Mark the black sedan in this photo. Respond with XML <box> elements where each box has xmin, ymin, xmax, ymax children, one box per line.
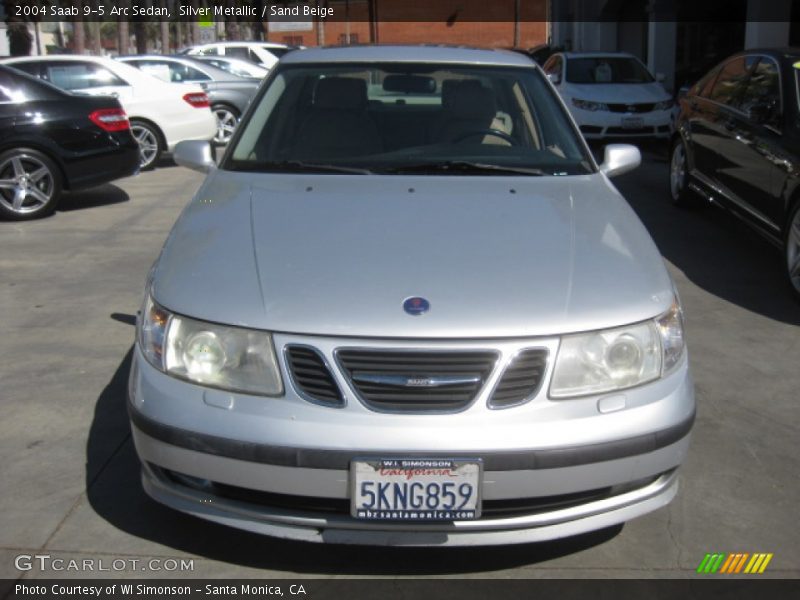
<box><xmin>670</xmin><ymin>48</ymin><xmax>800</xmax><ymax>300</ymax></box>
<box><xmin>116</xmin><ymin>56</ymin><xmax>260</xmax><ymax>144</ymax></box>
<box><xmin>0</xmin><ymin>65</ymin><xmax>139</xmax><ymax>220</ymax></box>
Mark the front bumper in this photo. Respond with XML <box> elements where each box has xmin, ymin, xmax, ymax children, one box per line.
<box><xmin>569</xmin><ymin>106</ymin><xmax>673</xmax><ymax>139</ymax></box>
<box><xmin>162</xmin><ymin>109</ymin><xmax>217</xmax><ymax>152</ymax></box>
<box><xmin>128</xmin><ymin>331</ymin><xmax>694</xmax><ymax>545</ymax></box>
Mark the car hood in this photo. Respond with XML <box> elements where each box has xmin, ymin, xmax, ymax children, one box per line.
<box><xmin>153</xmin><ymin>172</ymin><xmax>674</xmax><ymax>338</ymax></box>
<box><xmin>564</xmin><ymin>82</ymin><xmax>670</xmax><ymax>104</ymax></box>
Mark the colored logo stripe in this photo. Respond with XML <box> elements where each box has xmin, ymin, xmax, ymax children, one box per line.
<box><xmin>697</xmin><ymin>553</ymin><xmax>773</xmax><ymax>574</ymax></box>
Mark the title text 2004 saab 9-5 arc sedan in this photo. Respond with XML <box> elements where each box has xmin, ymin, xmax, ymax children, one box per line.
<box><xmin>129</xmin><ymin>46</ymin><xmax>695</xmax><ymax>546</ymax></box>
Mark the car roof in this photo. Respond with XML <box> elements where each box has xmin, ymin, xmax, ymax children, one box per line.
<box><xmin>200</xmin><ymin>41</ymin><xmax>290</xmax><ymax>49</ymax></box>
<box><xmin>117</xmin><ymin>54</ymin><xmax>234</xmax><ymax>77</ymax></box>
<box><xmin>281</xmin><ymin>45</ymin><xmax>535</xmax><ymax>67</ymax></box>
<box><xmin>3</xmin><ymin>54</ymin><xmax>115</xmax><ymax>64</ymax></box>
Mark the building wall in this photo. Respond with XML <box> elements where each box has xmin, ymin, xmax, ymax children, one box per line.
<box><xmin>265</xmin><ymin>0</ymin><xmax>547</xmax><ymax>48</ymax></box>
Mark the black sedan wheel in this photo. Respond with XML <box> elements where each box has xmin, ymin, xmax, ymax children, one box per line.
<box><xmin>669</xmin><ymin>138</ymin><xmax>699</xmax><ymax>208</ymax></box>
<box><xmin>0</xmin><ymin>149</ymin><xmax>62</xmax><ymax>220</ymax></box>
<box><xmin>212</xmin><ymin>105</ymin><xmax>239</xmax><ymax>145</ymax></box>
<box><xmin>130</xmin><ymin>120</ymin><xmax>162</xmax><ymax>169</ymax></box>
<box><xmin>786</xmin><ymin>203</ymin><xmax>800</xmax><ymax>301</ymax></box>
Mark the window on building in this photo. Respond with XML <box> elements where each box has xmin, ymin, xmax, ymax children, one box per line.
<box><xmin>338</xmin><ymin>34</ymin><xmax>359</xmax><ymax>45</ymax></box>
<box><xmin>281</xmin><ymin>37</ymin><xmax>304</xmax><ymax>46</ymax></box>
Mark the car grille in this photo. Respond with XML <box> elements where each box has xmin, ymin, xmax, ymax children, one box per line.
<box><xmin>489</xmin><ymin>349</ymin><xmax>549</xmax><ymax>408</ymax></box>
<box><xmin>285</xmin><ymin>345</ymin><xmax>344</xmax><ymax>406</ymax></box>
<box><xmin>607</xmin><ymin>103</ymin><xmax>655</xmax><ymax>113</ymax></box>
<box><xmin>336</xmin><ymin>349</ymin><xmax>498</xmax><ymax>412</ymax></box>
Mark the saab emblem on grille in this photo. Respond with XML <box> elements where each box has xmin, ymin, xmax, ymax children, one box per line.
<box><xmin>352</xmin><ymin>373</ymin><xmax>482</xmax><ymax>387</ymax></box>
<box><xmin>403</xmin><ymin>296</ymin><xmax>430</xmax><ymax>316</ymax></box>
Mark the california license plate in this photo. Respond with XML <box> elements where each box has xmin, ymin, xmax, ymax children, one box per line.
<box><xmin>622</xmin><ymin>116</ymin><xmax>644</xmax><ymax>129</ymax></box>
<box><xmin>351</xmin><ymin>458</ymin><xmax>482</xmax><ymax>520</ymax></box>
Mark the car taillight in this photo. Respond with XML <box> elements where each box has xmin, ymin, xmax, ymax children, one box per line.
<box><xmin>89</xmin><ymin>108</ymin><xmax>130</xmax><ymax>132</ymax></box>
<box><xmin>183</xmin><ymin>92</ymin><xmax>210</xmax><ymax>108</ymax></box>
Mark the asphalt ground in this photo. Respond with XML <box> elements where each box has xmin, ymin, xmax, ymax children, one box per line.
<box><xmin>1</xmin><ymin>148</ymin><xmax>798</xmax><ymax>580</ymax></box>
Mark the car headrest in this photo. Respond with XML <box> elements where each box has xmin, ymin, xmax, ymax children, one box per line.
<box><xmin>450</xmin><ymin>82</ymin><xmax>496</xmax><ymax>120</ymax></box>
<box><xmin>314</xmin><ymin>77</ymin><xmax>368</xmax><ymax>110</ymax></box>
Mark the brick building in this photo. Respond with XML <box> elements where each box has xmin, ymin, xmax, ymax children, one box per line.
<box><xmin>263</xmin><ymin>0</ymin><xmax>548</xmax><ymax>49</ymax></box>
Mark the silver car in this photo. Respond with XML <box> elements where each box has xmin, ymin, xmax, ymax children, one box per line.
<box><xmin>129</xmin><ymin>46</ymin><xmax>694</xmax><ymax>546</ymax></box>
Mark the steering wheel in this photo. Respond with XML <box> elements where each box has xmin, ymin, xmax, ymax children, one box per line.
<box><xmin>452</xmin><ymin>128</ymin><xmax>516</xmax><ymax>145</ymax></box>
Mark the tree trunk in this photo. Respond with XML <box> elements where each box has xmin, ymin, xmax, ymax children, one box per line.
<box><xmin>135</xmin><ymin>22</ymin><xmax>148</xmax><ymax>54</ymax></box>
<box><xmin>118</xmin><ymin>20</ymin><xmax>129</xmax><ymax>55</ymax></box>
<box><xmin>72</xmin><ymin>1</ymin><xmax>85</xmax><ymax>54</ymax></box>
<box><xmin>88</xmin><ymin>21</ymin><xmax>102</xmax><ymax>55</ymax></box>
<box><xmin>160</xmin><ymin>22</ymin><xmax>170</xmax><ymax>52</ymax></box>
<box><xmin>8</xmin><ymin>22</ymin><xmax>33</xmax><ymax>56</ymax></box>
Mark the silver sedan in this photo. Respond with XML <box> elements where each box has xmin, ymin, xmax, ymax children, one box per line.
<box><xmin>129</xmin><ymin>45</ymin><xmax>694</xmax><ymax>546</ymax></box>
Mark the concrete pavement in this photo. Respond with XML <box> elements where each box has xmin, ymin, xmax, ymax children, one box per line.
<box><xmin>1</xmin><ymin>154</ymin><xmax>797</xmax><ymax>579</ymax></box>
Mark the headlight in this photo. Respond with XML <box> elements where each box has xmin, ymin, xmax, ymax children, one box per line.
<box><xmin>571</xmin><ymin>98</ymin><xmax>609</xmax><ymax>111</ymax></box>
<box><xmin>550</xmin><ymin>298</ymin><xmax>686</xmax><ymax>398</ymax></box>
<box><xmin>138</xmin><ymin>295</ymin><xmax>283</xmax><ymax>396</ymax></box>
<box><xmin>653</xmin><ymin>99</ymin><xmax>674</xmax><ymax>111</ymax></box>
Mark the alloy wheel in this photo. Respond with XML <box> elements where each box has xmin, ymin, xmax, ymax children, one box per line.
<box><xmin>670</xmin><ymin>142</ymin><xmax>686</xmax><ymax>200</ymax></box>
<box><xmin>0</xmin><ymin>154</ymin><xmax>56</xmax><ymax>215</ymax></box>
<box><xmin>787</xmin><ymin>208</ymin><xmax>800</xmax><ymax>295</ymax></box>
<box><xmin>213</xmin><ymin>108</ymin><xmax>238</xmax><ymax>144</ymax></box>
<box><xmin>131</xmin><ymin>123</ymin><xmax>160</xmax><ymax>168</ymax></box>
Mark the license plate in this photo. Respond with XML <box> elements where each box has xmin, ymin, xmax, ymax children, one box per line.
<box><xmin>622</xmin><ymin>116</ymin><xmax>644</xmax><ymax>129</ymax></box>
<box><xmin>351</xmin><ymin>458</ymin><xmax>482</xmax><ymax>520</ymax></box>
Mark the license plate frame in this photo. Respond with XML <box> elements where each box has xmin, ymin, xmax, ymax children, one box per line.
<box><xmin>621</xmin><ymin>116</ymin><xmax>645</xmax><ymax>129</ymax></box>
<box><xmin>350</xmin><ymin>458</ymin><xmax>482</xmax><ymax>521</ymax></box>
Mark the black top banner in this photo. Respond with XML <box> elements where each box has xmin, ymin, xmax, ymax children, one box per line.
<box><xmin>1</xmin><ymin>0</ymin><xmax>797</xmax><ymax>23</ymax></box>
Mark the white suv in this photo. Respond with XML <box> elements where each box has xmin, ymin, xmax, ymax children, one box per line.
<box><xmin>185</xmin><ymin>42</ymin><xmax>298</xmax><ymax>71</ymax></box>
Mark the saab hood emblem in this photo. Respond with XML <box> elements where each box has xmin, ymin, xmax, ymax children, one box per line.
<box><xmin>403</xmin><ymin>296</ymin><xmax>430</xmax><ymax>316</ymax></box>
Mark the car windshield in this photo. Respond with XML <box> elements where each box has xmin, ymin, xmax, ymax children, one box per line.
<box><xmin>566</xmin><ymin>57</ymin><xmax>654</xmax><ymax>84</ymax></box>
<box><xmin>226</xmin><ymin>62</ymin><xmax>593</xmax><ymax>176</ymax></box>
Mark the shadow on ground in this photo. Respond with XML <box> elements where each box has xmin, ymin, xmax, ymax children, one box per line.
<box><xmin>86</xmin><ymin>338</ymin><xmax>622</xmax><ymax>575</ymax></box>
<box><xmin>59</xmin><ymin>183</ymin><xmax>129</xmax><ymax>213</ymax></box>
<box><xmin>611</xmin><ymin>154</ymin><xmax>800</xmax><ymax>326</ymax></box>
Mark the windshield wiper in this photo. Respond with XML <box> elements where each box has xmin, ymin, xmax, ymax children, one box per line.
<box><xmin>250</xmin><ymin>160</ymin><xmax>373</xmax><ymax>175</ymax></box>
<box><xmin>382</xmin><ymin>161</ymin><xmax>547</xmax><ymax>176</ymax></box>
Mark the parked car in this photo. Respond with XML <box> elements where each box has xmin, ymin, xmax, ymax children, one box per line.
<box><xmin>183</xmin><ymin>42</ymin><xmax>298</xmax><ymax>70</ymax></box>
<box><xmin>1</xmin><ymin>56</ymin><xmax>216</xmax><ymax>169</ymax></box>
<box><xmin>670</xmin><ymin>48</ymin><xmax>800</xmax><ymax>300</ymax></box>
<box><xmin>130</xmin><ymin>45</ymin><xmax>694</xmax><ymax>546</ymax></box>
<box><xmin>543</xmin><ymin>52</ymin><xmax>674</xmax><ymax>140</ymax></box>
<box><xmin>0</xmin><ymin>65</ymin><xmax>138</xmax><ymax>220</ymax></box>
<box><xmin>117</xmin><ymin>55</ymin><xmax>260</xmax><ymax>144</ymax></box>
<box><xmin>511</xmin><ymin>44</ymin><xmax>563</xmax><ymax>66</ymax></box>
<box><xmin>189</xmin><ymin>55</ymin><xmax>270</xmax><ymax>79</ymax></box>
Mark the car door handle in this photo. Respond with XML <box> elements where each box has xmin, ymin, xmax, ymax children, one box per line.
<box><xmin>724</xmin><ymin>120</ymin><xmax>736</xmax><ymax>131</ymax></box>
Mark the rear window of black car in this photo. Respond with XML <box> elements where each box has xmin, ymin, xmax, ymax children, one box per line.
<box><xmin>0</xmin><ymin>66</ymin><xmax>62</xmax><ymax>102</ymax></box>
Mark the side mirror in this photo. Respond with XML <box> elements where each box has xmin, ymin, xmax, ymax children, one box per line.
<box><xmin>599</xmin><ymin>144</ymin><xmax>641</xmax><ymax>178</ymax></box>
<box><xmin>547</xmin><ymin>72</ymin><xmax>561</xmax><ymax>85</ymax></box>
<box><xmin>174</xmin><ymin>140</ymin><xmax>216</xmax><ymax>173</ymax></box>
